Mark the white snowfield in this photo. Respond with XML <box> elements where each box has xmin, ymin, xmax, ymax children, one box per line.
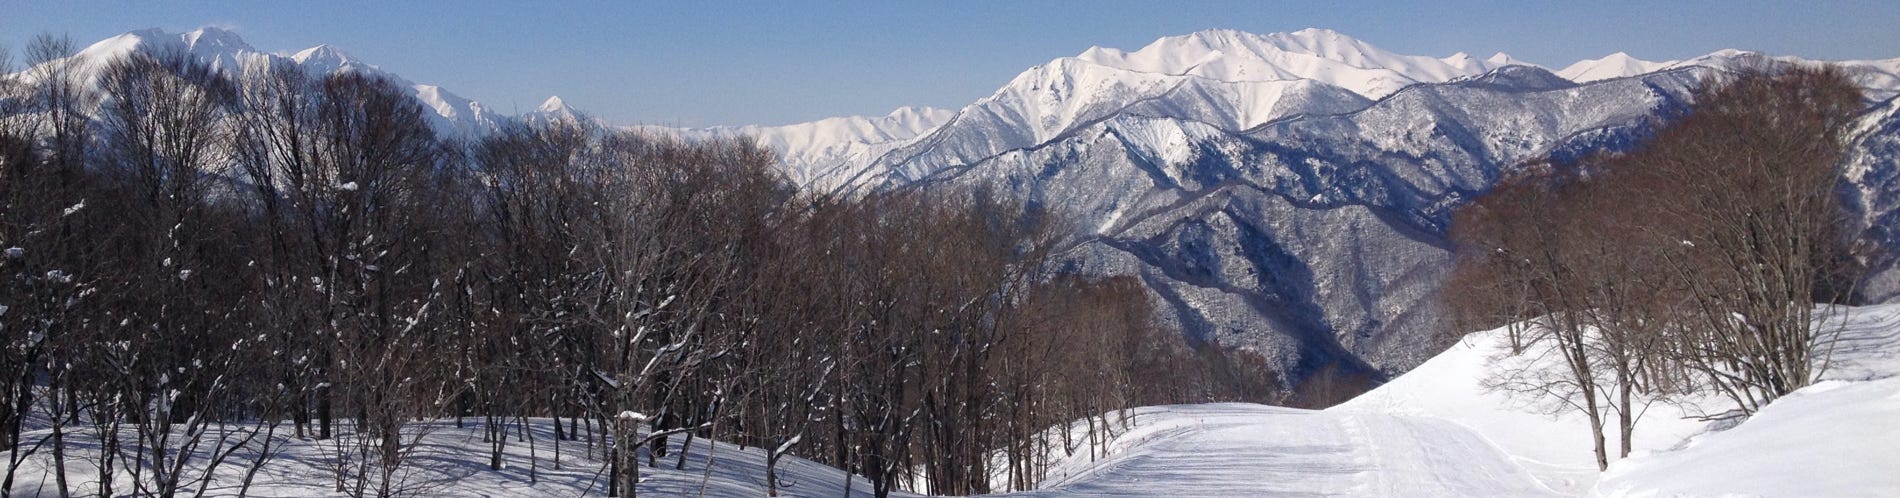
<box><xmin>1016</xmin><ymin>304</ymin><xmax>1900</xmax><ymax>497</ymax></box>
<box><xmin>2</xmin><ymin>309</ymin><xmax>1893</xmax><ymax>497</ymax></box>
<box><xmin>3</xmin><ymin>418</ymin><xmax>907</xmax><ymax>497</ymax></box>
<box><xmin>1003</xmin><ymin>403</ymin><xmax>1562</xmax><ymax>497</ymax></box>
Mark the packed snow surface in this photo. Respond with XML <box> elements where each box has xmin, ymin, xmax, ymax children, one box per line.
<box><xmin>1002</xmin><ymin>403</ymin><xmax>1561</xmax><ymax>497</ymax></box>
<box><xmin>1011</xmin><ymin>304</ymin><xmax>1900</xmax><ymax>497</ymax></box>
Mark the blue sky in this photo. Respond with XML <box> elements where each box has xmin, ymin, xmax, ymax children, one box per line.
<box><xmin>4</xmin><ymin>0</ymin><xmax>1897</xmax><ymax>127</ymax></box>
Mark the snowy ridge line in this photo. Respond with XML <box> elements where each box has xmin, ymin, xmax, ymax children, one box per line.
<box><xmin>20</xmin><ymin>27</ymin><xmax>1900</xmax><ymax>194</ymax></box>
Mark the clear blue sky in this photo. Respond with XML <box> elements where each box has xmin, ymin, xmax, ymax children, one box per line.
<box><xmin>4</xmin><ymin>0</ymin><xmax>1897</xmax><ymax>127</ymax></box>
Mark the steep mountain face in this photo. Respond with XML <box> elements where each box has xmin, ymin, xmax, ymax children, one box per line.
<box><xmin>21</xmin><ymin>27</ymin><xmax>509</xmax><ymax>137</ymax></box>
<box><xmin>845</xmin><ymin>29</ymin><xmax>1523</xmax><ymax>192</ymax></box>
<box><xmin>1847</xmin><ymin>97</ymin><xmax>1900</xmax><ymax>302</ymax></box>
<box><xmin>899</xmin><ymin>65</ymin><xmax>1706</xmax><ymax>383</ymax></box>
<box><xmin>1075</xmin><ymin>28</ymin><xmax>1521</xmax><ymax>99</ymax></box>
<box><xmin>811</xmin><ymin>31</ymin><xmax>1900</xmax><ymax>389</ymax></box>
<box><xmin>1558</xmin><ymin>52</ymin><xmax>1678</xmax><ymax>83</ymax></box>
<box><xmin>1554</xmin><ymin>49</ymin><xmax>1900</xmax><ymax>100</ymax></box>
<box><xmin>683</xmin><ymin>106</ymin><xmax>956</xmax><ymax>190</ymax></box>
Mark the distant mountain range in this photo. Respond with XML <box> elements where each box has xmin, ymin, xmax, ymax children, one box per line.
<box><xmin>19</xmin><ymin>27</ymin><xmax>1900</xmax><ymax>392</ymax></box>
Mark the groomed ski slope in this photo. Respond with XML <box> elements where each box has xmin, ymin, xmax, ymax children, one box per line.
<box><xmin>1016</xmin><ymin>304</ymin><xmax>1900</xmax><ymax>497</ymax></box>
<box><xmin>1002</xmin><ymin>403</ymin><xmax>1561</xmax><ymax>497</ymax></box>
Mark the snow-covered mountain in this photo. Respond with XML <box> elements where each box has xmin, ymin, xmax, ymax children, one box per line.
<box><xmin>682</xmin><ymin>106</ymin><xmax>955</xmax><ymax>190</ymax></box>
<box><xmin>1076</xmin><ymin>28</ymin><xmax>1521</xmax><ymax>99</ymax></box>
<box><xmin>13</xmin><ymin>27</ymin><xmax>511</xmax><ymax>137</ymax></box>
<box><xmin>833</xmin><ymin>29</ymin><xmax>1523</xmax><ymax>190</ymax></box>
<box><xmin>18</xmin><ymin>27</ymin><xmax>953</xmax><ymax>191</ymax></box>
<box><xmin>1556</xmin><ymin>49</ymin><xmax>1900</xmax><ymax>98</ymax></box>
<box><xmin>795</xmin><ymin>29</ymin><xmax>1900</xmax><ymax>393</ymax></box>
<box><xmin>1557</xmin><ymin>52</ymin><xmax>1676</xmax><ymax>83</ymax></box>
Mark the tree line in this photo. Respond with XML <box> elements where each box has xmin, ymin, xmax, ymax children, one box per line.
<box><xmin>0</xmin><ymin>37</ymin><xmax>1277</xmax><ymax>497</ymax></box>
<box><xmin>1446</xmin><ymin>65</ymin><xmax>1874</xmax><ymax>471</ymax></box>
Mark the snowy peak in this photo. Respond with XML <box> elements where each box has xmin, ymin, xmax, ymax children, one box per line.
<box><xmin>70</xmin><ymin>30</ymin><xmax>152</xmax><ymax>66</ymax></box>
<box><xmin>524</xmin><ymin>95</ymin><xmax>588</xmax><ymax>125</ymax></box>
<box><xmin>81</xmin><ymin>28</ymin><xmax>260</xmax><ymax>72</ymax></box>
<box><xmin>878</xmin><ymin>106</ymin><xmax>956</xmax><ymax>136</ymax></box>
<box><xmin>1555</xmin><ymin>49</ymin><xmax>1900</xmax><ymax>99</ymax></box>
<box><xmin>536</xmin><ymin>95</ymin><xmax>570</xmax><ymax>114</ymax></box>
<box><xmin>1485</xmin><ymin>52</ymin><xmax>1521</xmax><ymax>66</ymax></box>
<box><xmin>180</xmin><ymin>26</ymin><xmax>254</xmax><ymax>54</ymax></box>
<box><xmin>290</xmin><ymin>44</ymin><xmax>355</xmax><ymax>67</ymax></box>
<box><xmin>1558</xmin><ymin>52</ymin><xmax>1674</xmax><ymax>83</ymax></box>
<box><xmin>711</xmin><ymin>106</ymin><xmax>954</xmax><ymax>148</ymax></box>
<box><xmin>1454</xmin><ymin>64</ymin><xmax>1577</xmax><ymax>92</ymax></box>
<box><xmin>673</xmin><ymin>106</ymin><xmax>956</xmax><ymax>191</ymax></box>
<box><xmin>19</xmin><ymin>28</ymin><xmax>509</xmax><ymax>137</ymax></box>
<box><xmin>287</xmin><ymin>43</ymin><xmax>380</xmax><ymax>78</ymax></box>
<box><xmin>1074</xmin><ymin>28</ymin><xmax>1518</xmax><ymax>98</ymax></box>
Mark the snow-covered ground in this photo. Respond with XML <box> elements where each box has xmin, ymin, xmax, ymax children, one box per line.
<box><xmin>1591</xmin><ymin>306</ymin><xmax>1900</xmax><ymax>497</ymax></box>
<box><xmin>2</xmin><ymin>418</ymin><xmax>909</xmax><ymax>497</ymax></box>
<box><xmin>1015</xmin><ymin>304</ymin><xmax>1900</xmax><ymax>497</ymax></box>
<box><xmin>6</xmin><ymin>305</ymin><xmax>1894</xmax><ymax>497</ymax></box>
<box><xmin>1000</xmin><ymin>403</ymin><xmax>1561</xmax><ymax>497</ymax></box>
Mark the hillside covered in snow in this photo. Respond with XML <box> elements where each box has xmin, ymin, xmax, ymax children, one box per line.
<box><xmin>1011</xmin><ymin>304</ymin><xmax>1900</xmax><ymax>497</ymax></box>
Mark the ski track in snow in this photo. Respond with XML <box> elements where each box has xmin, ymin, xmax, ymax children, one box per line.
<box><xmin>1001</xmin><ymin>403</ymin><xmax>1559</xmax><ymax>497</ymax></box>
<box><xmin>1006</xmin><ymin>304</ymin><xmax>1900</xmax><ymax>497</ymax></box>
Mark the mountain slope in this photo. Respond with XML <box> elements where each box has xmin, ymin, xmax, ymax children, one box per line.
<box><xmin>684</xmin><ymin>106</ymin><xmax>955</xmax><ymax>190</ymax></box>
<box><xmin>829</xmin><ymin>30</ymin><xmax>1900</xmax><ymax>395</ymax></box>
<box><xmin>900</xmin><ymin>65</ymin><xmax>1705</xmax><ymax>386</ymax></box>
<box><xmin>1846</xmin><ymin>96</ymin><xmax>1900</xmax><ymax>302</ymax></box>
<box><xmin>844</xmin><ymin>28</ymin><xmax>1521</xmax><ymax>192</ymax></box>
<box><xmin>1557</xmin><ymin>52</ymin><xmax>1676</xmax><ymax>83</ymax></box>
<box><xmin>1077</xmin><ymin>28</ymin><xmax>1518</xmax><ymax>99</ymax></box>
<box><xmin>14</xmin><ymin>27</ymin><xmax>508</xmax><ymax>137</ymax></box>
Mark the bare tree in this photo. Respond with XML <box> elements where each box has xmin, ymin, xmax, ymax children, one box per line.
<box><xmin>93</xmin><ymin>46</ymin><xmax>257</xmax><ymax>498</ymax></box>
<box><xmin>1640</xmin><ymin>65</ymin><xmax>1864</xmax><ymax>415</ymax></box>
<box><xmin>1</xmin><ymin>34</ymin><xmax>102</xmax><ymax>497</ymax></box>
<box><xmin>1446</xmin><ymin>65</ymin><xmax>1868</xmax><ymax>472</ymax></box>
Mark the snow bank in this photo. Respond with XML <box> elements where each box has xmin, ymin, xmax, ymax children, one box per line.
<box><xmin>1590</xmin><ymin>304</ymin><xmax>1900</xmax><ymax>497</ymax></box>
<box><xmin>1021</xmin><ymin>305</ymin><xmax>1899</xmax><ymax>497</ymax></box>
<box><xmin>1591</xmin><ymin>377</ymin><xmax>1900</xmax><ymax>497</ymax></box>
<box><xmin>3</xmin><ymin>418</ymin><xmax>908</xmax><ymax>497</ymax></box>
<box><xmin>1330</xmin><ymin>323</ymin><xmax>1715</xmax><ymax>494</ymax></box>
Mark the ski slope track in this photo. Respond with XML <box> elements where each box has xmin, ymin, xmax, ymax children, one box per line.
<box><xmin>1003</xmin><ymin>404</ymin><xmax>1561</xmax><ymax>497</ymax></box>
<box><xmin>1006</xmin><ymin>304</ymin><xmax>1900</xmax><ymax>497</ymax></box>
